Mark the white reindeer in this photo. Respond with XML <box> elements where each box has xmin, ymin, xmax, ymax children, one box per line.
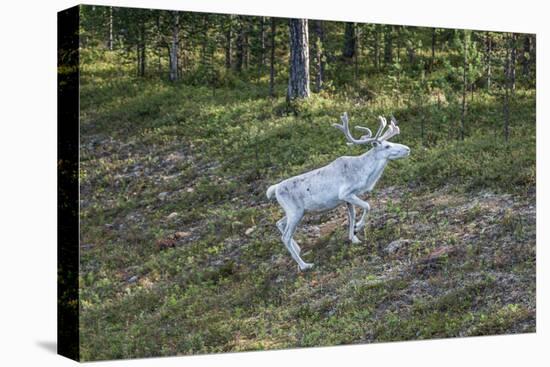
<box><xmin>266</xmin><ymin>113</ymin><xmax>410</xmax><ymax>271</ymax></box>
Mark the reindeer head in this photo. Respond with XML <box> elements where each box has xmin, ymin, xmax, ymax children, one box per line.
<box><xmin>333</xmin><ymin>113</ymin><xmax>410</xmax><ymax>160</ymax></box>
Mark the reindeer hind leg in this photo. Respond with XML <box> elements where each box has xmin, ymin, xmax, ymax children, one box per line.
<box><xmin>276</xmin><ymin>192</ymin><xmax>312</xmax><ymax>271</ymax></box>
<box><xmin>281</xmin><ymin>211</ymin><xmax>313</xmax><ymax>271</ymax></box>
<box><xmin>346</xmin><ymin>203</ymin><xmax>361</xmax><ymax>244</ymax></box>
<box><xmin>276</xmin><ymin>216</ymin><xmax>301</xmax><ymax>254</ymax></box>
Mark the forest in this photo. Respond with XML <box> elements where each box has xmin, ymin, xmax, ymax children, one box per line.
<box><xmin>76</xmin><ymin>5</ymin><xmax>536</xmax><ymax>361</ymax></box>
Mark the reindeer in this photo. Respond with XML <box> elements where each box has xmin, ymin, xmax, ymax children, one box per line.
<box><xmin>266</xmin><ymin>113</ymin><xmax>410</xmax><ymax>271</ymax></box>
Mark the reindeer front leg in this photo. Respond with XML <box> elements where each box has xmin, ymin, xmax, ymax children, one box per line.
<box><xmin>340</xmin><ymin>193</ymin><xmax>371</xmax><ymax>243</ymax></box>
<box><xmin>354</xmin><ymin>205</ymin><xmax>369</xmax><ymax>233</ymax></box>
<box><xmin>346</xmin><ymin>203</ymin><xmax>361</xmax><ymax>244</ymax></box>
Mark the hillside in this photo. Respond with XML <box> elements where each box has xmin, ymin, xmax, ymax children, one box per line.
<box><xmin>78</xmin><ymin>56</ymin><xmax>535</xmax><ymax>360</ymax></box>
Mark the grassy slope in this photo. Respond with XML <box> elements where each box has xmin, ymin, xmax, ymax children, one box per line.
<box><xmin>78</xmin><ymin>57</ymin><xmax>535</xmax><ymax>361</ymax></box>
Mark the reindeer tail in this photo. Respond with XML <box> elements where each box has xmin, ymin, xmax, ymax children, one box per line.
<box><xmin>266</xmin><ymin>184</ymin><xmax>278</xmax><ymax>200</ymax></box>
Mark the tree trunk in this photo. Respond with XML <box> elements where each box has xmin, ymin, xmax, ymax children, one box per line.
<box><xmin>156</xmin><ymin>13</ymin><xmax>162</xmax><ymax>74</ymax></box>
<box><xmin>396</xmin><ymin>26</ymin><xmax>402</xmax><ymax>63</ymax></box>
<box><xmin>510</xmin><ymin>33</ymin><xmax>517</xmax><ymax>92</ymax></box>
<box><xmin>354</xmin><ymin>23</ymin><xmax>360</xmax><ymax>80</ymax></box>
<box><xmin>138</xmin><ymin>21</ymin><xmax>146</xmax><ymax>77</ymax></box>
<box><xmin>142</xmin><ymin>24</ymin><xmax>147</xmax><ymax>77</ymax></box>
<box><xmin>430</xmin><ymin>28</ymin><xmax>436</xmax><ymax>72</ymax></box>
<box><xmin>169</xmin><ymin>12</ymin><xmax>179</xmax><ymax>82</ymax></box>
<box><xmin>384</xmin><ymin>25</ymin><xmax>393</xmax><ymax>65</ymax></box>
<box><xmin>529</xmin><ymin>35</ymin><xmax>536</xmax><ymax>78</ymax></box>
<box><xmin>225</xmin><ymin>16</ymin><xmax>233</xmax><ymax>69</ymax></box>
<box><xmin>485</xmin><ymin>32</ymin><xmax>492</xmax><ymax>90</ymax></box>
<box><xmin>342</xmin><ymin>22</ymin><xmax>355</xmax><ymax>59</ymax></box>
<box><xmin>460</xmin><ymin>30</ymin><xmax>468</xmax><ymax>141</ymax></box>
<box><xmin>421</xmin><ymin>107</ymin><xmax>425</xmax><ymax>143</ymax></box>
<box><xmin>244</xmin><ymin>18</ymin><xmax>250</xmax><ymax>69</ymax></box>
<box><xmin>136</xmin><ymin>44</ymin><xmax>140</xmax><ymax>77</ymax></box>
<box><xmin>108</xmin><ymin>7</ymin><xmax>113</xmax><ymax>50</ymax></box>
<box><xmin>260</xmin><ymin>17</ymin><xmax>266</xmax><ymax>69</ymax></box>
<box><xmin>407</xmin><ymin>29</ymin><xmax>416</xmax><ymax>65</ymax></box>
<box><xmin>407</xmin><ymin>46</ymin><xmax>415</xmax><ymax>65</ymax></box>
<box><xmin>521</xmin><ymin>34</ymin><xmax>531</xmax><ymax>77</ymax></box>
<box><xmin>313</xmin><ymin>20</ymin><xmax>325</xmax><ymax>92</ymax></box>
<box><xmin>269</xmin><ymin>18</ymin><xmax>277</xmax><ymax>97</ymax></box>
<box><xmin>235</xmin><ymin>17</ymin><xmax>245</xmax><ymax>72</ymax></box>
<box><xmin>504</xmin><ymin>34</ymin><xmax>511</xmax><ymax>142</ymax></box>
<box><xmin>201</xmin><ymin>16</ymin><xmax>209</xmax><ymax>65</ymax></box>
<box><xmin>287</xmin><ymin>18</ymin><xmax>310</xmax><ymax>101</ymax></box>
<box><xmin>374</xmin><ymin>25</ymin><xmax>380</xmax><ymax>70</ymax></box>
<box><xmin>180</xmin><ymin>37</ymin><xmax>187</xmax><ymax>75</ymax></box>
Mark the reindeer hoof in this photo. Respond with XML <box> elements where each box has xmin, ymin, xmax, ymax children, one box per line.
<box><xmin>351</xmin><ymin>236</ymin><xmax>361</xmax><ymax>244</ymax></box>
<box><xmin>299</xmin><ymin>262</ymin><xmax>314</xmax><ymax>271</ymax></box>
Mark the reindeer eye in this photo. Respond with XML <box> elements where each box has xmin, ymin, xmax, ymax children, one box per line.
<box><xmin>385</xmin><ymin>145</ymin><xmax>391</xmax><ymax>149</ymax></box>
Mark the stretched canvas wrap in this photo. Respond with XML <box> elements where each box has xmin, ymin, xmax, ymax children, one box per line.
<box><xmin>58</xmin><ymin>4</ymin><xmax>536</xmax><ymax>362</ymax></box>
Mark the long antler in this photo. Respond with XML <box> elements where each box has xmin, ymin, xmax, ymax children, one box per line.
<box><xmin>333</xmin><ymin>113</ymin><xmax>400</xmax><ymax>145</ymax></box>
<box><xmin>332</xmin><ymin>112</ymin><xmax>373</xmax><ymax>145</ymax></box>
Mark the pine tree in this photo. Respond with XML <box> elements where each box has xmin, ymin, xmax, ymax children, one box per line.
<box><xmin>312</xmin><ymin>20</ymin><xmax>325</xmax><ymax>92</ymax></box>
<box><xmin>269</xmin><ymin>17</ymin><xmax>277</xmax><ymax>97</ymax></box>
<box><xmin>287</xmin><ymin>18</ymin><xmax>310</xmax><ymax>101</ymax></box>
<box><xmin>342</xmin><ymin>22</ymin><xmax>355</xmax><ymax>60</ymax></box>
<box><xmin>169</xmin><ymin>11</ymin><xmax>179</xmax><ymax>82</ymax></box>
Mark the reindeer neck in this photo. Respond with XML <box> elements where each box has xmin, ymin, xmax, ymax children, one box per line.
<box><xmin>357</xmin><ymin>149</ymin><xmax>389</xmax><ymax>186</ymax></box>
<box><xmin>357</xmin><ymin>149</ymin><xmax>387</xmax><ymax>166</ymax></box>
